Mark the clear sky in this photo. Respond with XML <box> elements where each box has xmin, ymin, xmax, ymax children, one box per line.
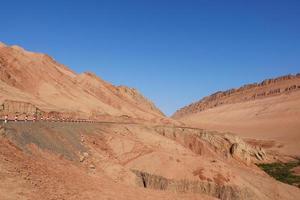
<box><xmin>1</xmin><ymin>0</ymin><xmax>300</xmax><ymax>115</ymax></box>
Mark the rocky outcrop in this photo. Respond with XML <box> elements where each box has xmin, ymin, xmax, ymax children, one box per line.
<box><xmin>173</xmin><ymin>74</ymin><xmax>300</xmax><ymax>118</ymax></box>
<box><xmin>226</xmin><ymin>135</ymin><xmax>266</xmax><ymax>163</ymax></box>
<box><xmin>132</xmin><ymin>170</ymin><xmax>256</xmax><ymax>200</ymax></box>
<box><xmin>154</xmin><ymin>126</ymin><xmax>267</xmax><ymax>164</ymax></box>
<box><xmin>0</xmin><ymin>100</ymin><xmax>42</xmax><ymax>115</ymax></box>
<box><xmin>0</xmin><ymin>100</ymin><xmax>82</xmax><ymax>119</ymax></box>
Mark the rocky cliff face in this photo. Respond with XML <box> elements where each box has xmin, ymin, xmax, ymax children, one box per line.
<box><xmin>154</xmin><ymin>126</ymin><xmax>267</xmax><ymax>165</ymax></box>
<box><xmin>132</xmin><ymin>170</ymin><xmax>255</xmax><ymax>200</ymax></box>
<box><xmin>0</xmin><ymin>42</ymin><xmax>164</xmax><ymax>120</ymax></box>
<box><xmin>173</xmin><ymin>74</ymin><xmax>300</xmax><ymax>119</ymax></box>
<box><xmin>0</xmin><ymin>100</ymin><xmax>40</xmax><ymax>115</ymax></box>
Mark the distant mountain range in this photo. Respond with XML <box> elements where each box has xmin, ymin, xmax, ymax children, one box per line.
<box><xmin>173</xmin><ymin>73</ymin><xmax>300</xmax><ymax>156</ymax></box>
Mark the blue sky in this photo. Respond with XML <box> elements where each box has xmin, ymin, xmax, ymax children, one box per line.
<box><xmin>1</xmin><ymin>0</ymin><xmax>299</xmax><ymax>115</ymax></box>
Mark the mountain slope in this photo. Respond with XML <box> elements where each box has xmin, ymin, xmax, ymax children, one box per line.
<box><xmin>172</xmin><ymin>74</ymin><xmax>300</xmax><ymax>156</ymax></box>
<box><xmin>1</xmin><ymin>122</ymin><xmax>300</xmax><ymax>200</ymax></box>
<box><xmin>0</xmin><ymin>42</ymin><xmax>164</xmax><ymax>120</ymax></box>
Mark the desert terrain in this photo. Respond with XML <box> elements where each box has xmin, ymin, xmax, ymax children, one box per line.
<box><xmin>173</xmin><ymin>75</ymin><xmax>300</xmax><ymax>157</ymax></box>
<box><xmin>0</xmin><ymin>43</ymin><xmax>299</xmax><ymax>199</ymax></box>
<box><xmin>0</xmin><ymin>42</ymin><xmax>165</xmax><ymax>122</ymax></box>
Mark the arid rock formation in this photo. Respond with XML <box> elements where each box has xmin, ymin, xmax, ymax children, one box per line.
<box><xmin>173</xmin><ymin>74</ymin><xmax>300</xmax><ymax>118</ymax></box>
<box><xmin>0</xmin><ymin>42</ymin><xmax>164</xmax><ymax>121</ymax></box>
<box><xmin>0</xmin><ymin>42</ymin><xmax>299</xmax><ymax>200</ymax></box>
<box><xmin>173</xmin><ymin>74</ymin><xmax>300</xmax><ymax>157</ymax></box>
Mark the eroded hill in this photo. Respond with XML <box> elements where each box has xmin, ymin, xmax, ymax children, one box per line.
<box><xmin>173</xmin><ymin>74</ymin><xmax>300</xmax><ymax>156</ymax></box>
<box><xmin>0</xmin><ymin>42</ymin><xmax>164</xmax><ymax>121</ymax></box>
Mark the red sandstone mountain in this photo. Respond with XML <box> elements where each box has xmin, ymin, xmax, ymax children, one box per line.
<box><xmin>0</xmin><ymin>42</ymin><xmax>164</xmax><ymax>121</ymax></box>
<box><xmin>173</xmin><ymin>74</ymin><xmax>300</xmax><ymax>156</ymax></box>
<box><xmin>1</xmin><ymin>43</ymin><xmax>300</xmax><ymax>200</ymax></box>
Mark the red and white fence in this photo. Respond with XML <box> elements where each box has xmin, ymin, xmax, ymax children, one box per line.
<box><xmin>0</xmin><ymin>115</ymin><xmax>98</xmax><ymax>123</ymax></box>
